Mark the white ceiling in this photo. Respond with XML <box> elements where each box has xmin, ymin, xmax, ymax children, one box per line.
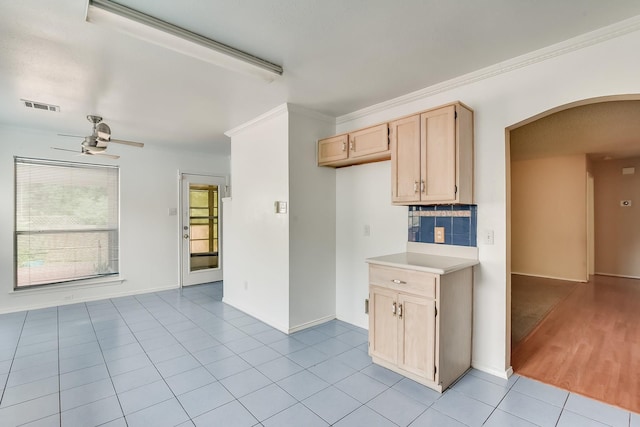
<box><xmin>2</xmin><ymin>1</ymin><xmax>640</xmax><ymax>156</ymax></box>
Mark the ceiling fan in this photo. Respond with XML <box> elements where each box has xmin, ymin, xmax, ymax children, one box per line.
<box><xmin>53</xmin><ymin>115</ymin><xmax>144</xmax><ymax>159</ymax></box>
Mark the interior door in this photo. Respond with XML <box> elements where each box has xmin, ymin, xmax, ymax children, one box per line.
<box><xmin>181</xmin><ymin>174</ymin><xmax>226</xmax><ymax>286</ymax></box>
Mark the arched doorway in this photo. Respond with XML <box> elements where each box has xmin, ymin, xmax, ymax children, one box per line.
<box><xmin>506</xmin><ymin>95</ymin><xmax>640</xmax><ymax>412</ymax></box>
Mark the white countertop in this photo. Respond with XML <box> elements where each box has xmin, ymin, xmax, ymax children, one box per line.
<box><xmin>366</xmin><ymin>252</ymin><xmax>479</xmax><ymax>275</ymax></box>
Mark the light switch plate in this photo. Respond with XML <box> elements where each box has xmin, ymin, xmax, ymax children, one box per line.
<box><xmin>275</xmin><ymin>201</ymin><xmax>288</xmax><ymax>214</ymax></box>
<box><xmin>434</xmin><ymin>227</ymin><xmax>445</xmax><ymax>243</ymax></box>
<box><xmin>483</xmin><ymin>229</ymin><xmax>495</xmax><ymax>245</ymax></box>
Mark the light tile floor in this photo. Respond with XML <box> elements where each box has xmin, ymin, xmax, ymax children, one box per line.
<box><xmin>0</xmin><ymin>282</ymin><xmax>637</xmax><ymax>426</ymax></box>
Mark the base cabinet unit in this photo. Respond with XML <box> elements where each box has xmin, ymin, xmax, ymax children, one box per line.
<box><xmin>317</xmin><ymin>123</ymin><xmax>389</xmax><ymax>167</ymax></box>
<box><xmin>368</xmin><ymin>263</ymin><xmax>473</xmax><ymax>392</ymax></box>
<box><xmin>390</xmin><ymin>102</ymin><xmax>473</xmax><ymax>205</ymax></box>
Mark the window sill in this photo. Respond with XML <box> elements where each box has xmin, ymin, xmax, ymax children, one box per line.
<box><xmin>10</xmin><ymin>276</ymin><xmax>125</xmax><ymax>296</ymax></box>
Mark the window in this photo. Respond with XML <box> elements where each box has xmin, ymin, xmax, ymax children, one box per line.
<box><xmin>188</xmin><ymin>184</ymin><xmax>219</xmax><ymax>271</ymax></box>
<box><xmin>14</xmin><ymin>157</ymin><xmax>119</xmax><ymax>289</ymax></box>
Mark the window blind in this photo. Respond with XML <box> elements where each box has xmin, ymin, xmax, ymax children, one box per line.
<box><xmin>15</xmin><ymin>157</ymin><xmax>119</xmax><ymax>288</ymax></box>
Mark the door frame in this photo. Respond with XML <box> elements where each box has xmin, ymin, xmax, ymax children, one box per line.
<box><xmin>178</xmin><ymin>171</ymin><xmax>228</xmax><ymax>289</ymax></box>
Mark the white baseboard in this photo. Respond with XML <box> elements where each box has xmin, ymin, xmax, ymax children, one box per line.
<box><xmin>222</xmin><ymin>296</ymin><xmax>289</xmax><ymax>334</ymax></box>
<box><xmin>288</xmin><ymin>315</ymin><xmax>336</xmax><ymax>334</ymax></box>
<box><xmin>594</xmin><ymin>272</ymin><xmax>640</xmax><ymax>280</ymax></box>
<box><xmin>471</xmin><ymin>361</ymin><xmax>513</xmax><ymax>379</ymax></box>
<box><xmin>0</xmin><ymin>283</ymin><xmax>180</xmax><ymax>315</ymax></box>
<box><xmin>511</xmin><ymin>271</ymin><xmax>587</xmax><ymax>283</ymax></box>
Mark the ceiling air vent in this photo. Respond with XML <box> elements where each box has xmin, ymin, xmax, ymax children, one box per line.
<box><xmin>21</xmin><ymin>99</ymin><xmax>60</xmax><ymax>112</ymax></box>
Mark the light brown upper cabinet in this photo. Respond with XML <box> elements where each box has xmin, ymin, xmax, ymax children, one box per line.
<box><xmin>318</xmin><ymin>123</ymin><xmax>389</xmax><ymax>167</ymax></box>
<box><xmin>390</xmin><ymin>103</ymin><xmax>473</xmax><ymax>205</ymax></box>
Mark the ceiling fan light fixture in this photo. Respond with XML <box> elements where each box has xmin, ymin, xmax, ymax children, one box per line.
<box><xmin>85</xmin><ymin>0</ymin><xmax>283</xmax><ymax>81</ymax></box>
<box><xmin>96</xmin><ymin>137</ymin><xmax>109</xmax><ymax>148</ymax></box>
<box><xmin>96</xmin><ymin>122</ymin><xmax>111</xmax><ymax>140</ymax></box>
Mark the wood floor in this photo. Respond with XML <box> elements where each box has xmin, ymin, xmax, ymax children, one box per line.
<box><xmin>511</xmin><ymin>274</ymin><xmax>577</xmax><ymax>346</ymax></box>
<box><xmin>512</xmin><ymin>274</ymin><xmax>640</xmax><ymax>413</ymax></box>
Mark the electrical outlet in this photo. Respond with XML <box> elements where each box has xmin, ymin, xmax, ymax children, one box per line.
<box><xmin>434</xmin><ymin>227</ymin><xmax>445</xmax><ymax>243</ymax></box>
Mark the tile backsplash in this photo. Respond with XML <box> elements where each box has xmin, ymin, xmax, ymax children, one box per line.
<box><xmin>408</xmin><ymin>205</ymin><xmax>477</xmax><ymax>247</ymax></box>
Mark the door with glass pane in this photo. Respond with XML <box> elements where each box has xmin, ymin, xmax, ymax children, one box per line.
<box><xmin>181</xmin><ymin>174</ymin><xmax>225</xmax><ymax>286</ymax></box>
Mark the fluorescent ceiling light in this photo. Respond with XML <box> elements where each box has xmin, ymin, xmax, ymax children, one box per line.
<box><xmin>85</xmin><ymin>0</ymin><xmax>283</xmax><ymax>80</ymax></box>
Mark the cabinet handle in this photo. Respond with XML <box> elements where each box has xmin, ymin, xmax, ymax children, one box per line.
<box><xmin>349</xmin><ymin>139</ymin><xmax>355</xmax><ymax>151</ymax></box>
<box><xmin>398</xmin><ymin>304</ymin><xmax>403</xmax><ymax>319</ymax></box>
<box><xmin>391</xmin><ymin>279</ymin><xmax>406</xmax><ymax>284</ymax></box>
<box><xmin>414</xmin><ymin>181</ymin><xmax>418</xmax><ymax>193</ymax></box>
<box><xmin>341</xmin><ymin>141</ymin><xmax>346</xmax><ymax>152</ymax></box>
<box><xmin>420</xmin><ymin>180</ymin><xmax>425</xmax><ymax>193</ymax></box>
<box><xmin>392</xmin><ymin>302</ymin><xmax>397</xmax><ymax>316</ymax></box>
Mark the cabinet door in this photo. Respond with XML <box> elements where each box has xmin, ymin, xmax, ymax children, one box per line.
<box><xmin>421</xmin><ymin>105</ymin><xmax>457</xmax><ymax>202</ymax></box>
<box><xmin>397</xmin><ymin>293</ymin><xmax>436</xmax><ymax>381</ymax></box>
<box><xmin>390</xmin><ymin>115</ymin><xmax>421</xmax><ymax>203</ymax></box>
<box><xmin>349</xmin><ymin>124</ymin><xmax>388</xmax><ymax>159</ymax></box>
<box><xmin>318</xmin><ymin>134</ymin><xmax>348</xmax><ymax>165</ymax></box>
<box><xmin>369</xmin><ymin>286</ymin><xmax>398</xmax><ymax>365</ymax></box>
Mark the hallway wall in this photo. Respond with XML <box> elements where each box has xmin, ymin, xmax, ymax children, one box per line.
<box><xmin>594</xmin><ymin>156</ymin><xmax>640</xmax><ymax>278</ymax></box>
<box><xmin>511</xmin><ymin>155</ymin><xmax>588</xmax><ymax>282</ymax></box>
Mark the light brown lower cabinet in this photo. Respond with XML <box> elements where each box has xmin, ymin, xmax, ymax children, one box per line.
<box><xmin>368</xmin><ymin>264</ymin><xmax>472</xmax><ymax>392</ymax></box>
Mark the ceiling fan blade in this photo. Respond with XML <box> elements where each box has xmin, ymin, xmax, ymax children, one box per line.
<box><xmin>51</xmin><ymin>147</ymin><xmax>80</xmax><ymax>153</ymax></box>
<box><xmin>110</xmin><ymin>138</ymin><xmax>144</xmax><ymax>148</ymax></box>
<box><xmin>57</xmin><ymin>133</ymin><xmax>84</xmax><ymax>138</ymax></box>
<box><xmin>91</xmin><ymin>151</ymin><xmax>120</xmax><ymax>159</ymax></box>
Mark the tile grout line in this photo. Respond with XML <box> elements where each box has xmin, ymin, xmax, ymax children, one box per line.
<box><xmin>86</xmin><ymin>299</ymin><xmax>131</xmax><ymax>426</ymax></box>
<box><xmin>474</xmin><ymin>372</ymin><xmax>521</xmax><ymax>426</ymax></box>
<box><xmin>0</xmin><ymin>311</ymin><xmax>27</xmax><ymax>407</ymax></box>
<box><xmin>109</xmin><ymin>294</ymin><xmax>195</xmax><ymax>423</ymax></box>
<box><xmin>57</xmin><ymin>306</ymin><xmax>62</xmax><ymax>427</ymax></box>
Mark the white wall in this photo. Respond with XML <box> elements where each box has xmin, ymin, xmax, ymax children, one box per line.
<box><xmin>223</xmin><ymin>108</ymin><xmax>290</xmax><ymax>331</ymax></box>
<box><xmin>0</xmin><ymin>125</ymin><xmax>229</xmax><ymax>314</ymax></box>
<box><xmin>335</xmin><ymin>161</ymin><xmax>407</xmax><ymax>327</ymax></box>
<box><xmin>288</xmin><ymin>108</ymin><xmax>337</xmax><ymax>330</ymax></box>
<box><xmin>334</xmin><ymin>25</ymin><xmax>640</xmax><ymax>377</ymax></box>
<box><xmin>224</xmin><ymin>104</ymin><xmax>338</xmax><ymax>332</ymax></box>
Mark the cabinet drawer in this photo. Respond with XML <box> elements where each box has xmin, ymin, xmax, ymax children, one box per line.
<box><xmin>369</xmin><ymin>265</ymin><xmax>436</xmax><ymax>298</ymax></box>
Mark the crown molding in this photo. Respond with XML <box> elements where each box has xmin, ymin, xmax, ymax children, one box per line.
<box><xmin>287</xmin><ymin>104</ymin><xmax>336</xmax><ymax>124</ymax></box>
<box><xmin>337</xmin><ymin>14</ymin><xmax>640</xmax><ymax>125</ymax></box>
<box><xmin>224</xmin><ymin>103</ymin><xmax>289</xmax><ymax>138</ymax></box>
<box><xmin>224</xmin><ymin>103</ymin><xmax>337</xmax><ymax>138</ymax></box>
